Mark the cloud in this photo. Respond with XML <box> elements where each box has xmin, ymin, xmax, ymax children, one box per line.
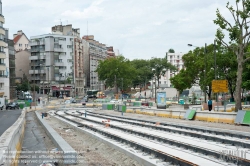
<box><xmin>3</xmin><ymin>0</ymin><xmax>237</xmax><ymax>60</ymax></box>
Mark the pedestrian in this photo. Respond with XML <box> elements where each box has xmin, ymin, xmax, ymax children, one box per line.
<box><xmin>38</xmin><ymin>98</ymin><xmax>40</xmax><ymax>104</ymax></box>
<box><xmin>208</xmin><ymin>98</ymin><xmax>212</xmax><ymax>111</ymax></box>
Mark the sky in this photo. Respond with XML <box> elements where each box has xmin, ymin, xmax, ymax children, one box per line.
<box><xmin>3</xmin><ymin>0</ymin><xmax>236</xmax><ymax>60</ymax></box>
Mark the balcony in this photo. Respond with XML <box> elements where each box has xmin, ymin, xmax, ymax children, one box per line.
<box><xmin>0</xmin><ymin>74</ymin><xmax>7</xmax><ymax>78</ymax></box>
<box><xmin>31</xmin><ymin>48</ymin><xmax>45</xmax><ymax>52</ymax></box>
<box><xmin>54</xmin><ymin>48</ymin><xmax>64</xmax><ymax>52</ymax></box>
<box><xmin>0</xmin><ymin>27</ymin><xmax>4</xmax><ymax>35</ymax></box>
<box><xmin>29</xmin><ymin>56</ymin><xmax>38</xmax><ymax>60</ymax></box>
<box><xmin>29</xmin><ymin>70</ymin><xmax>46</xmax><ymax>74</ymax></box>
<box><xmin>29</xmin><ymin>40</ymin><xmax>45</xmax><ymax>46</ymax></box>
<box><xmin>54</xmin><ymin>62</ymin><xmax>64</xmax><ymax>66</ymax></box>
<box><xmin>0</xmin><ymin>40</ymin><xmax>5</xmax><ymax>47</ymax></box>
<box><xmin>0</xmin><ymin>52</ymin><xmax>5</xmax><ymax>59</ymax></box>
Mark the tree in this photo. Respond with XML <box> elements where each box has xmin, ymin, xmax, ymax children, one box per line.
<box><xmin>168</xmin><ymin>48</ymin><xmax>175</xmax><ymax>53</ymax></box>
<box><xmin>130</xmin><ymin>59</ymin><xmax>152</xmax><ymax>90</ymax></box>
<box><xmin>182</xmin><ymin>44</ymin><xmax>237</xmax><ymax>101</ymax></box>
<box><xmin>170</xmin><ymin>69</ymin><xmax>191</xmax><ymax>101</ymax></box>
<box><xmin>214</xmin><ymin>0</ymin><xmax>250</xmax><ymax>110</ymax></box>
<box><xmin>150</xmin><ymin>58</ymin><xmax>176</xmax><ymax>87</ymax></box>
<box><xmin>96</xmin><ymin>56</ymin><xmax>136</xmax><ymax>93</ymax></box>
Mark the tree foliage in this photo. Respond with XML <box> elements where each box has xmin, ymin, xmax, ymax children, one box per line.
<box><xmin>214</xmin><ymin>0</ymin><xmax>250</xmax><ymax>110</ymax></box>
<box><xmin>130</xmin><ymin>59</ymin><xmax>152</xmax><ymax>89</ymax></box>
<box><xmin>150</xmin><ymin>57</ymin><xmax>176</xmax><ymax>87</ymax></box>
<box><xmin>168</xmin><ymin>48</ymin><xmax>175</xmax><ymax>53</ymax></box>
<box><xmin>96</xmin><ymin>56</ymin><xmax>136</xmax><ymax>93</ymax></box>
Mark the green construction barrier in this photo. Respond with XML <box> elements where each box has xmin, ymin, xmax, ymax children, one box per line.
<box><xmin>188</xmin><ymin>110</ymin><xmax>196</xmax><ymax>120</ymax></box>
<box><xmin>107</xmin><ymin>104</ymin><xmax>115</xmax><ymax>110</ymax></box>
<box><xmin>135</xmin><ymin>98</ymin><xmax>139</xmax><ymax>101</ymax></box>
<box><xmin>242</xmin><ymin>111</ymin><xmax>250</xmax><ymax>124</ymax></box>
<box><xmin>148</xmin><ymin>102</ymin><xmax>153</xmax><ymax>106</ymax></box>
<box><xmin>184</xmin><ymin>110</ymin><xmax>196</xmax><ymax>120</ymax></box>
<box><xmin>133</xmin><ymin>102</ymin><xmax>141</xmax><ymax>106</ymax></box>
<box><xmin>19</xmin><ymin>104</ymin><xmax>24</xmax><ymax>109</ymax></box>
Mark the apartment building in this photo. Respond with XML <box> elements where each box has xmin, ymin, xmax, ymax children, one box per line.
<box><xmin>82</xmin><ymin>35</ymin><xmax>108</xmax><ymax>92</ymax></box>
<box><xmin>51</xmin><ymin>24</ymin><xmax>84</xmax><ymax>96</ymax></box>
<box><xmin>29</xmin><ymin>34</ymin><xmax>74</xmax><ymax>97</ymax></box>
<box><xmin>0</xmin><ymin>0</ymin><xmax>8</xmax><ymax>98</ymax></box>
<box><xmin>13</xmin><ymin>30</ymin><xmax>30</xmax><ymax>51</ymax></box>
<box><xmin>165</xmin><ymin>52</ymin><xmax>185</xmax><ymax>87</ymax></box>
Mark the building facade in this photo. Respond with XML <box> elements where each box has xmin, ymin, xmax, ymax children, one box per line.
<box><xmin>52</xmin><ymin>24</ymin><xmax>84</xmax><ymax>96</ymax></box>
<box><xmin>82</xmin><ymin>35</ymin><xmax>108</xmax><ymax>92</ymax></box>
<box><xmin>165</xmin><ymin>52</ymin><xmax>185</xmax><ymax>87</ymax></box>
<box><xmin>29</xmin><ymin>34</ymin><xmax>74</xmax><ymax>97</ymax></box>
<box><xmin>0</xmin><ymin>0</ymin><xmax>8</xmax><ymax>98</ymax></box>
<box><xmin>13</xmin><ymin>30</ymin><xmax>30</xmax><ymax>51</ymax></box>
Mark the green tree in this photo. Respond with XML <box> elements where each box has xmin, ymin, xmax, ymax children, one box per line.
<box><xmin>214</xmin><ymin>0</ymin><xmax>250</xmax><ymax>110</ymax></box>
<box><xmin>150</xmin><ymin>57</ymin><xmax>176</xmax><ymax>87</ymax></box>
<box><xmin>130</xmin><ymin>59</ymin><xmax>152</xmax><ymax>89</ymax></box>
<box><xmin>96</xmin><ymin>56</ymin><xmax>136</xmax><ymax>93</ymax></box>
<box><xmin>168</xmin><ymin>48</ymin><xmax>175</xmax><ymax>53</ymax></box>
<box><xmin>182</xmin><ymin>44</ymin><xmax>237</xmax><ymax>100</ymax></box>
<box><xmin>170</xmin><ymin>69</ymin><xmax>191</xmax><ymax>101</ymax></box>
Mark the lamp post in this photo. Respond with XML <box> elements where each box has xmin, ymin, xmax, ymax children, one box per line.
<box><xmin>152</xmin><ymin>68</ymin><xmax>156</xmax><ymax>103</ymax></box>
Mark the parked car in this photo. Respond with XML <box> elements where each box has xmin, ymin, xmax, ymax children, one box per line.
<box><xmin>6</xmin><ymin>102</ymin><xmax>19</xmax><ymax>109</ymax></box>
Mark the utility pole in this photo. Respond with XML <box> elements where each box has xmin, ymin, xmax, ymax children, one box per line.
<box><xmin>121</xmin><ymin>78</ymin><xmax>123</xmax><ymax>101</ymax></box>
<box><xmin>204</xmin><ymin>43</ymin><xmax>207</xmax><ymax>103</ymax></box>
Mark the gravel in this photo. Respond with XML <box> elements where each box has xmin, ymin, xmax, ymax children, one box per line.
<box><xmin>44</xmin><ymin>114</ymin><xmax>142</xmax><ymax>166</ymax></box>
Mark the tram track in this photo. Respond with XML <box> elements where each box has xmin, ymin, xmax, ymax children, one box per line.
<box><xmin>54</xmin><ymin>109</ymin><xmax>250</xmax><ymax>165</ymax></box>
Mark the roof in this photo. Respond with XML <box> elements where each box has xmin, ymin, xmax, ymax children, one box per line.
<box><xmin>13</xmin><ymin>33</ymin><xmax>30</xmax><ymax>44</ymax></box>
<box><xmin>13</xmin><ymin>35</ymin><xmax>22</xmax><ymax>43</ymax></box>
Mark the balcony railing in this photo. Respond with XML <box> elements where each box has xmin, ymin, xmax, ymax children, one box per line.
<box><xmin>0</xmin><ymin>63</ymin><xmax>5</xmax><ymax>66</ymax></box>
<box><xmin>30</xmin><ymin>40</ymin><xmax>45</xmax><ymax>46</ymax></box>
<box><xmin>54</xmin><ymin>48</ymin><xmax>64</xmax><ymax>52</ymax></box>
<box><xmin>0</xmin><ymin>74</ymin><xmax>7</xmax><ymax>78</ymax></box>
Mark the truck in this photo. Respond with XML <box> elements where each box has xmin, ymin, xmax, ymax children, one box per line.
<box><xmin>0</xmin><ymin>98</ymin><xmax>5</xmax><ymax>110</ymax></box>
<box><xmin>18</xmin><ymin>91</ymin><xmax>32</xmax><ymax>100</ymax></box>
<box><xmin>156</xmin><ymin>91</ymin><xmax>167</xmax><ymax>109</ymax></box>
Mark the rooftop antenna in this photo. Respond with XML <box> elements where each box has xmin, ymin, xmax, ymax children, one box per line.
<box><xmin>87</xmin><ymin>21</ymin><xmax>88</xmax><ymax>37</ymax></box>
<box><xmin>66</xmin><ymin>20</ymin><xmax>68</xmax><ymax>25</ymax></box>
<box><xmin>60</xmin><ymin>19</ymin><xmax>62</xmax><ymax>25</ymax></box>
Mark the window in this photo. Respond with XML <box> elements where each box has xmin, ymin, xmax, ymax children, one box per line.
<box><xmin>164</xmin><ymin>81</ymin><xmax>166</xmax><ymax>84</ymax></box>
<box><xmin>67</xmin><ymin>45</ymin><xmax>72</xmax><ymax>48</ymax></box>
<box><xmin>19</xmin><ymin>44</ymin><xmax>22</xmax><ymax>47</ymax></box>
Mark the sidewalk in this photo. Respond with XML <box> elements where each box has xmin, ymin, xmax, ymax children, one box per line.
<box><xmin>18</xmin><ymin>111</ymin><xmax>61</xmax><ymax>166</ymax></box>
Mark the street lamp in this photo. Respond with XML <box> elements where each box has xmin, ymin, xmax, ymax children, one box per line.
<box><xmin>152</xmin><ymin>68</ymin><xmax>157</xmax><ymax>103</ymax></box>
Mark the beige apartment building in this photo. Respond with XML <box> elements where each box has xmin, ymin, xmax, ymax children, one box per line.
<box><xmin>13</xmin><ymin>30</ymin><xmax>30</xmax><ymax>51</ymax></box>
<box><xmin>82</xmin><ymin>35</ymin><xmax>108</xmax><ymax>92</ymax></box>
<box><xmin>0</xmin><ymin>0</ymin><xmax>7</xmax><ymax>98</ymax></box>
<box><xmin>51</xmin><ymin>24</ymin><xmax>84</xmax><ymax>96</ymax></box>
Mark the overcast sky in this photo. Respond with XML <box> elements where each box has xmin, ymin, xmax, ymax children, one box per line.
<box><xmin>3</xmin><ymin>0</ymin><xmax>235</xmax><ymax>60</ymax></box>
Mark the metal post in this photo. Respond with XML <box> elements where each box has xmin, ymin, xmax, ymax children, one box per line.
<box><xmin>47</xmin><ymin>67</ymin><xmax>49</xmax><ymax>102</ymax></box>
<box><xmin>64</xmin><ymin>72</ymin><xmax>66</xmax><ymax>97</ymax></box>
<box><xmin>154</xmin><ymin>76</ymin><xmax>157</xmax><ymax>103</ymax></box>
<box><xmin>204</xmin><ymin>43</ymin><xmax>207</xmax><ymax>103</ymax></box>
<box><xmin>121</xmin><ymin>78</ymin><xmax>123</xmax><ymax>101</ymax></box>
<box><xmin>214</xmin><ymin>40</ymin><xmax>218</xmax><ymax>111</ymax></box>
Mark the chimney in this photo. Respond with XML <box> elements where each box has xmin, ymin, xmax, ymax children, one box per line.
<box><xmin>17</xmin><ymin>30</ymin><xmax>23</xmax><ymax>35</ymax></box>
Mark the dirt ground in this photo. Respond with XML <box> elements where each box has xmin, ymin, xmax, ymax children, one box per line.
<box><xmin>44</xmin><ymin>113</ymin><xmax>141</xmax><ymax>166</ymax></box>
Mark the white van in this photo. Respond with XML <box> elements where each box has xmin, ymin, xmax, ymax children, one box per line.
<box><xmin>0</xmin><ymin>98</ymin><xmax>5</xmax><ymax>110</ymax></box>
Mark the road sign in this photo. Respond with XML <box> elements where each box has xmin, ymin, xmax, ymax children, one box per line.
<box><xmin>212</xmin><ymin>80</ymin><xmax>228</xmax><ymax>93</ymax></box>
